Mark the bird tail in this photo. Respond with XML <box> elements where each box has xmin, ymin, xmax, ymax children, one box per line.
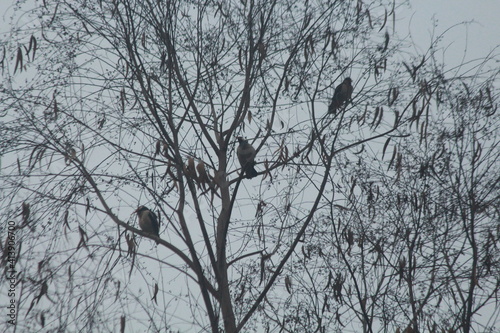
<box><xmin>245</xmin><ymin>165</ymin><xmax>258</xmax><ymax>179</ymax></box>
<box><xmin>328</xmin><ymin>99</ymin><xmax>341</xmax><ymax>114</ymax></box>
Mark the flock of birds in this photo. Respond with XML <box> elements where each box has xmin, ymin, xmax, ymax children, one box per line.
<box><xmin>134</xmin><ymin>78</ymin><xmax>354</xmax><ymax>240</ymax></box>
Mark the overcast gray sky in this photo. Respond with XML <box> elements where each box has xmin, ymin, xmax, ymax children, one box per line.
<box><xmin>402</xmin><ymin>1</ymin><xmax>500</xmax><ymax>65</ymax></box>
<box><xmin>0</xmin><ymin>1</ymin><xmax>498</xmax><ymax>332</ymax></box>
<box><xmin>1</xmin><ymin>0</ymin><xmax>499</xmax><ymax>65</ymax></box>
<box><xmin>0</xmin><ymin>0</ymin><xmax>500</xmax><ymax>66</ymax></box>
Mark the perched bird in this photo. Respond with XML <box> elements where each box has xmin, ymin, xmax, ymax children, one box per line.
<box><xmin>184</xmin><ymin>157</ymin><xmax>198</xmax><ymax>181</ymax></box>
<box><xmin>196</xmin><ymin>161</ymin><xmax>211</xmax><ymax>190</ymax></box>
<box><xmin>328</xmin><ymin>77</ymin><xmax>353</xmax><ymax>114</ymax></box>
<box><xmin>134</xmin><ymin>206</ymin><xmax>159</xmax><ymax>237</ymax></box>
<box><xmin>237</xmin><ymin>137</ymin><xmax>258</xmax><ymax>179</ymax></box>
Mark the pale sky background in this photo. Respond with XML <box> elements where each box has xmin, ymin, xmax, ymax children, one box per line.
<box><xmin>403</xmin><ymin>0</ymin><xmax>500</xmax><ymax>66</ymax></box>
<box><xmin>0</xmin><ymin>0</ymin><xmax>500</xmax><ymax>58</ymax></box>
<box><xmin>0</xmin><ymin>0</ymin><xmax>499</xmax><ymax>331</ymax></box>
<box><xmin>1</xmin><ymin>0</ymin><xmax>499</xmax><ymax>64</ymax></box>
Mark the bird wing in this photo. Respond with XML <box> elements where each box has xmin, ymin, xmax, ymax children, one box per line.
<box><xmin>139</xmin><ymin>210</ymin><xmax>159</xmax><ymax>236</ymax></box>
<box><xmin>334</xmin><ymin>82</ymin><xmax>344</xmax><ymax>98</ymax></box>
<box><xmin>346</xmin><ymin>82</ymin><xmax>353</xmax><ymax>100</ymax></box>
<box><xmin>237</xmin><ymin>144</ymin><xmax>256</xmax><ymax>166</ymax></box>
<box><xmin>148</xmin><ymin>211</ymin><xmax>159</xmax><ymax>235</ymax></box>
<box><xmin>329</xmin><ymin>83</ymin><xmax>343</xmax><ymax>111</ymax></box>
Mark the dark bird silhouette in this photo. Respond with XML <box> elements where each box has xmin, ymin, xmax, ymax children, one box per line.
<box><xmin>328</xmin><ymin>77</ymin><xmax>353</xmax><ymax>114</ymax></box>
<box><xmin>237</xmin><ymin>137</ymin><xmax>258</xmax><ymax>179</ymax></box>
<box><xmin>134</xmin><ymin>206</ymin><xmax>159</xmax><ymax>237</ymax></box>
<box><xmin>196</xmin><ymin>161</ymin><xmax>211</xmax><ymax>190</ymax></box>
<box><xmin>184</xmin><ymin>157</ymin><xmax>197</xmax><ymax>181</ymax></box>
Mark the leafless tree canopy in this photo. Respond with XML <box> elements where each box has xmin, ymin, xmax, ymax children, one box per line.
<box><xmin>0</xmin><ymin>0</ymin><xmax>499</xmax><ymax>332</ymax></box>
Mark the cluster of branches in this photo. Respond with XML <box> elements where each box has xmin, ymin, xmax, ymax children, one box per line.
<box><xmin>276</xmin><ymin>67</ymin><xmax>500</xmax><ymax>332</ymax></box>
<box><xmin>0</xmin><ymin>0</ymin><xmax>498</xmax><ymax>332</ymax></box>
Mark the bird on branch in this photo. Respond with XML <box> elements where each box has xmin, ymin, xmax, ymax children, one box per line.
<box><xmin>134</xmin><ymin>206</ymin><xmax>160</xmax><ymax>238</ymax></box>
<box><xmin>328</xmin><ymin>77</ymin><xmax>353</xmax><ymax>115</ymax></box>
<box><xmin>237</xmin><ymin>137</ymin><xmax>258</xmax><ymax>179</ymax></box>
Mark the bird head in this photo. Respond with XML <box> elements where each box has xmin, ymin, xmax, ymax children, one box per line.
<box><xmin>133</xmin><ymin>206</ymin><xmax>149</xmax><ymax>215</ymax></box>
<box><xmin>344</xmin><ymin>77</ymin><xmax>352</xmax><ymax>84</ymax></box>
<box><xmin>237</xmin><ymin>137</ymin><xmax>246</xmax><ymax>144</ymax></box>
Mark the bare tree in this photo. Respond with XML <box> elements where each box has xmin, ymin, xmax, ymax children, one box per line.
<box><xmin>0</xmin><ymin>0</ymin><xmax>498</xmax><ymax>332</ymax></box>
<box><xmin>283</xmin><ymin>42</ymin><xmax>500</xmax><ymax>332</ymax></box>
